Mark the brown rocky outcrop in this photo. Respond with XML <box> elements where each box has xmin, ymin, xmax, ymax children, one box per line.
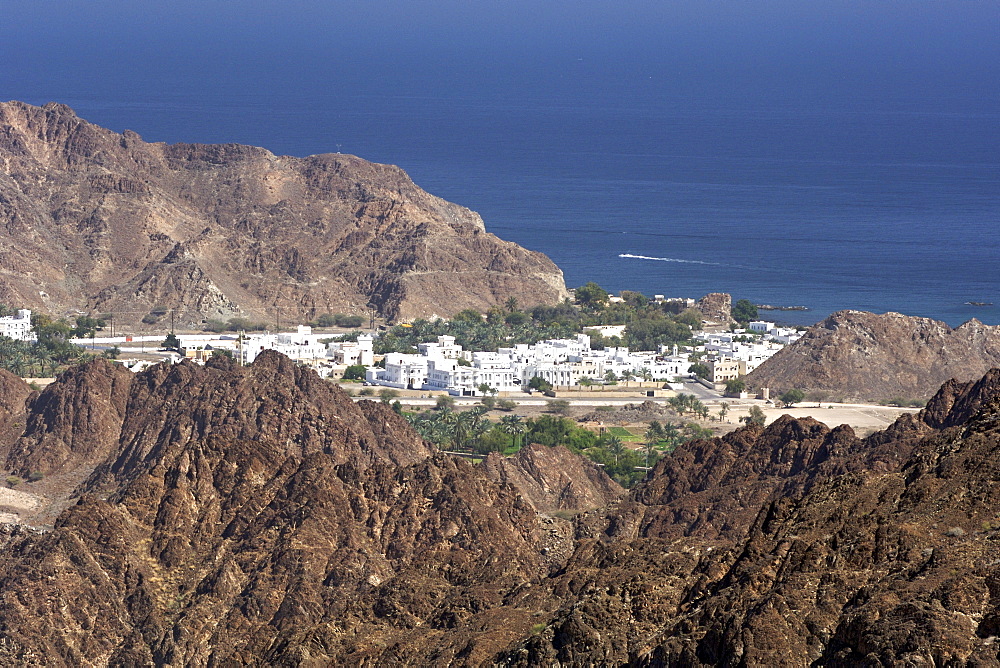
<box><xmin>5</xmin><ymin>359</ymin><xmax>133</xmax><ymax>478</ymax></box>
<box><xmin>0</xmin><ymin>100</ymin><xmax>568</xmax><ymax>325</ymax></box>
<box><xmin>3</xmin><ymin>356</ymin><xmax>1000</xmax><ymax>664</ymax></box>
<box><xmin>748</xmin><ymin>310</ymin><xmax>1000</xmax><ymax>403</ymax></box>
<box><xmin>480</xmin><ymin>442</ymin><xmax>623</xmax><ymax>514</ymax></box>
<box><xmin>0</xmin><ymin>369</ymin><xmax>33</xmax><ymax>460</ymax></box>
<box><xmin>499</xmin><ymin>372</ymin><xmax>1000</xmax><ymax>666</ymax></box>
<box><xmin>696</xmin><ymin>292</ymin><xmax>733</xmax><ymax>325</ymax></box>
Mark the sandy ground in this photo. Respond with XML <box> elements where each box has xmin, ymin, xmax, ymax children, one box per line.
<box><xmin>0</xmin><ymin>485</ymin><xmax>46</xmax><ymax>524</ymax></box>
<box><xmin>727</xmin><ymin>402</ymin><xmax>919</xmax><ymax>437</ymax></box>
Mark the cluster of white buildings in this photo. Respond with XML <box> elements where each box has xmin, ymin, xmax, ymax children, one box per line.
<box><xmin>175</xmin><ymin>318</ymin><xmax>802</xmax><ymax>395</ymax></box>
<box><xmin>366</xmin><ymin>333</ymin><xmax>692</xmax><ymax>396</ymax></box>
<box><xmin>0</xmin><ymin>310</ymin><xmax>34</xmax><ymax>342</ymax></box>
<box><xmin>232</xmin><ymin>326</ymin><xmax>374</xmax><ymax>371</ymax></box>
<box><xmin>691</xmin><ymin>321</ymin><xmax>803</xmax><ymax>383</ymax></box>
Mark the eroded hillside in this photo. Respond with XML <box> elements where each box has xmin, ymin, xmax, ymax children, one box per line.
<box><xmin>1</xmin><ymin>356</ymin><xmax>1000</xmax><ymax>664</ymax></box>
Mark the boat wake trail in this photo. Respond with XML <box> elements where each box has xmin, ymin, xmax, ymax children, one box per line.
<box><xmin>619</xmin><ymin>253</ymin><xmax>722</xmax><ymax>266</ymax></box>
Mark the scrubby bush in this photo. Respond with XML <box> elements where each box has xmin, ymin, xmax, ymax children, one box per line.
<box><xmin>779</xmin><ymin>388</ymin><xmax>805</xmax><ymax>407</ymax></box>
<box><xmin>546</xmin><ymin>399</ymin><xmax>571</xmax><ymax>415</ymax></box>
<box><xmin>336</xmin><ymin>314</ymin><xmax>364</xmax><ymax>328</ymax></box>
<box><xmin>342</xmin><ymin>365</ymin><xmax>366</xmax><ymax>381</ymax></box>
<box><xmin>315</xmin><ymin>313</ymin><xmax>338</xmax><ymax>327</ymax></box>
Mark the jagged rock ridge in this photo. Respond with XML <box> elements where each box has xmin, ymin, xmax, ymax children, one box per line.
<box><xmin>0</xmin><ymin>100</ymin><xmax>568</xmax><ymax>325</ymax></box>
<box><xmin>748</xmin><ymin>309</ymin><xmax>1000</xmax><ymax>403</ymax></box>
<box><xmin>1</xmin><ymin>356</ymin><xmax>1000</xmax><ymax>664</ymax></box>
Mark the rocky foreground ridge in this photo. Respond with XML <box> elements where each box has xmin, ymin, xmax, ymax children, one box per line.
<box><xmin>2</xmin><ymin>357</ymin><xmax>1000</xmax><ymax>664</ymax></box>
<box><xmin>749</xmin><ymin>309</ymin><xmax>1000</xmax><ymax>404</ymax></box>
<box><xmin>0</xmin><ymin>100</ymin><xmax>568</xmax><ymax>325</ymax></box>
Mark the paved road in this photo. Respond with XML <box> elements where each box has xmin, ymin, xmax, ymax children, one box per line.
<box><xmin>677</xmin><ymin>382</ymin><xmax>722</xmax><ymax>402</ymax></box>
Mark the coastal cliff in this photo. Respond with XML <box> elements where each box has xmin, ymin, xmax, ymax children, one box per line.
<box><xmin>0</xmin><ymin>101</ymin><xmax>568</xmax><ymax>326</ymax></box>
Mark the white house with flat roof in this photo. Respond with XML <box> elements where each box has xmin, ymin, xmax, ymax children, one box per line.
<box><xmin>0</xmin><ymin>309</ymin><xmax>34</xmax><ymax>342</ymax></box>
<box><xmin>327</xmin><ymin>334</ymin><xmax>374</xmax><ymax>366</ymax></box>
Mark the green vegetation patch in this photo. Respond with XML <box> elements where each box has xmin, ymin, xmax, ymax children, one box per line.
<box><xmin>606</xmin><ymin>426</ymin><xmax>643</xmax><ymax>442</ymax></box>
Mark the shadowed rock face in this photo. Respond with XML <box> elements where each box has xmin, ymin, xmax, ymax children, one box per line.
<box><xmin>2</xmin><ymin>358</ymin><xmax>1000</xmax><ymax>665</ymax></box>
<box><xmin>0</xmin><ymin>100</ymin><xmax>567</xmax><ymax>324</ymax></box>
<box><xmin>748</xmin><ymin>309</ymin><xmax>1000</xmax><ymax>404</ymax></box>
<box><xmin>480</xmin><ymin>443</ymin><xmax>623</xmax><ymax>514</ymax></box>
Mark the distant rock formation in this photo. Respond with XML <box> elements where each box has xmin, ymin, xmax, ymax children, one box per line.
<box><xmin>0</xmin><ymin>101</ymin><xmax>568</xmax><ymax>326</ymax></box>
<box><xmin>696</xmin><ymin>292</ymin><xmax>733</xmax><ymax>325</ymax></box>
<box><xmin>748</xmin><ymin>310</ymin><xmax>1000</xmax><ymax>403</ymax></box>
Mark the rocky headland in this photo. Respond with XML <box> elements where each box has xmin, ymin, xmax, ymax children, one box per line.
<box><xmin>0</xmin><ymin>100</ymin><xmax>568</xmax><ymax>327</ymax></box>
<box><xmin>1</xmin><ymin>353</ymin><xmax>1000</xmax><ymax>663</ymax></box>
<box><xmin>748</xmin><ymin>310</ymin><xmax>1000</xmax><ymax>404</ymax></box>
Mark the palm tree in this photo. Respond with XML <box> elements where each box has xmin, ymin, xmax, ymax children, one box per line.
<box><xmin>644</xmin><ymin>421</ymin><xmax>664</xmax><ymax>443</ymax></box>
<box><xmin>643</xmin><ymin>439</ymin><xmax>658</xmax><ymax>468</ymax></box>
<box><xmin>662</xmin><ymin>422</ymin><xmax>680</xmax><ymax>452</ymax></box>
<box><xmin>504</xmin><ymin>296</ymin><xmax>519</xmax><ymax>313</ymax></box>
<box><xmin>605</xmin><ymin>434</ymin><xmax>625</xmax><ymax>466</ymax></box>
<box><xmin>718</xmin><ymin>402</ymin><xmax>730</xmax><ymax>422</ymax></box>
<box><xmin>640</xmin><ymin>367</ymin><xmax>653</xmax><ymax>384</ymax></box>
<box><xmin>643</xmin><ymin>422</ymin><xmax>664</xmax><ymax>468</ymax></box>
<box><xmin>429</xmin><ymin>409</ymin><xmax>457</xmax><ymax>450</ymax></box>
<box><xmin>499</xmin><ymin>414</ymin><xmax>525</xmax><ymax>451</ymax></box>
<box><xmin>622</xmin><ymin>369</ymin><xmax>635</xmax><ymax>387</ymax></box>
<box><xmin>603</xmin><ymin>370</ymin><xmax>618</xmax><ymax>386</ymax></box>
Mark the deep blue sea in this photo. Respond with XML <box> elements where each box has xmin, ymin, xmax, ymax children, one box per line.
<box><xmin>2</xmin><ymin>5</ymin><xmax>998</xmax><ymax>327</ymax></box>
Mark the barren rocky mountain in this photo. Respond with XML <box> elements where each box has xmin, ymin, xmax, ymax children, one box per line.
<box><xmin>0</xmin><ymin>100</ymin><xmax>568</xmax><ymax>326</ymax></box>
<box><xmin>2</xmin><ymin>355</ymin><xmax>1000</xmax><ymax>664</ymax></box>
<box><xmin>748</xmin><ymin>309</ymin><xmax>1000</xmax><ymax>404</ymax></box>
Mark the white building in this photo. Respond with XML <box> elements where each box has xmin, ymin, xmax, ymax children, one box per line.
<box><xmin>240</xmin><ymin>326</ymin><xmax>328</xmax><ymax>365</ymax></box>
<box><xmin>327</xmin><ymin>334</ymin><xmax>374</xmax><ymax>366</ymax></box>
<box><xmin>424</xmin><ymin>352</ymin><xmax>521</xmax><ymax>396</ymax></box>
<box><xmin>0</xmin><ymin>309</ymin><xmax>34</xmax><ymax>342</ymax></box>
<box><xmin>371</xmin><ymin>353</ymin><xmax>431</xmax><ymax>389</ymax></box>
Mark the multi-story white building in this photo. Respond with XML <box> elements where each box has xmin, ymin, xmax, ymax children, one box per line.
<box><xmin>0</xmin><ymin>309</ymin><xmax>34</xmax><ymax>342</ymax></box>
<box><xmin>708</xmin><ymin>357</ymin><xmax>745</xmax><ymax>383</ymax></box>
<box><xmin>418</xmin><ymin>335</ymin><xmax>467</xmax><ymax>361</ymax></box>
<box><xmin>327</xmin><ymin>334</ymin><xmax>374</xmax><ymax>366</ymax></box>
<box><xmin>424</xmin><ymin>352</ymin><xmax>521</xmax><ymax>396</ymax></box>
<box><xmin>240</xmin><ymin>326</ymin><xmax>324</xmax><ymax>365</ymax></box>
<box><xmin>373</xmin><ymin>353</ymin><xmax>431</xmax><ymax>389</ymax></box>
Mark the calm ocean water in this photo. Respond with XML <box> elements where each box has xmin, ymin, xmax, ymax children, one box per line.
<box><xmin>3</xmin><ymin>37</ymin><xmax>998</xmax><ymax>327</ymax></box>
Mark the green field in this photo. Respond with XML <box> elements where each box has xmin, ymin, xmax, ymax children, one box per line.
<box><xmin>606</xmin><ymin>426</ymin><xmax>644</xmax><ymax>442</ymax></box>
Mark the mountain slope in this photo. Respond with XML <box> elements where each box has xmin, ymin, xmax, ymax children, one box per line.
<box><xmin>0</xmin><ymin>100</ymin><xmax>568</xmax><ymax>325</ymax></box>
<box><xmin>2</xmin><ymin>356</ymin><xmax>1000</xmax><ymax>664</ymax></box>
<box><xmin>748</xmin><ymin>310</ymin><xmax>1000</xmax><ymax>403</ymax></box>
